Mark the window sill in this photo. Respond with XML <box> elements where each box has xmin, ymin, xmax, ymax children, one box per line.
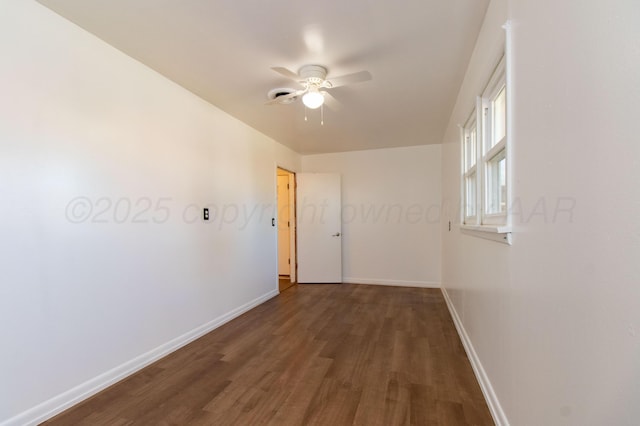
<box><xmin>459</xmin><ymin>224</ymin><xmax>512</xmax><ymax>245</ymax></box>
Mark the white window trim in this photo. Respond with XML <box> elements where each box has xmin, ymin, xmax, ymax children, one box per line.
<box><xmin>460</xmin><ymin>51</ymin><xmax>512</xmax><ymax>245</ymax></box>
<box><xmin>462</xmin><ymin>110</ymin><xmax>479</xmax><ymax>225</ymax></box>
<box><xmin>481</xmin><ymin>58</ymin><xmax>507</xmax><ymax>225</ymax></box>
<box><xmin>459</xmin><ymin>224</ymin><xmax>512</xmax><ymax>245</ymax></box>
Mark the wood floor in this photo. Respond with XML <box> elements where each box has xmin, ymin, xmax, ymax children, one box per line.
<box><xmin>278</xmin><ymin>276</ymin><xmax>295</xmax><ymax>292</ymax></box>
<box><xmin>44</xmin><ymin>284</ymin><xmax>493</xmax><ymax>426</ymax></box>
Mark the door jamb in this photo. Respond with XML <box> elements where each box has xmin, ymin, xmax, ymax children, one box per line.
<box><xmin>276</xmin><ymin>166</ymin><xmax>297</xmax><ymax>289</ymax></box>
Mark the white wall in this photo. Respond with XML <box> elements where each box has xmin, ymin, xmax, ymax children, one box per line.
<box><xmin>303</xmin><ymin>145</ymin><xmax>441</xmax><ymax>287</ymax></box>
<box><xmin>441</xmin><ymin>0</ymin><xmax>640</xmax><ymax>425</ymax></box>
<box><xmin>0</xmin><ymin>1</ymin><xmax>300</xmax><ymax>424</ymax></box>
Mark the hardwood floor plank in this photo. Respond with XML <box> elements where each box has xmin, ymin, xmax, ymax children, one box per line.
<box><xmin>436</xmin><ymin>400</ymin><xmax>468</xmax><ymax>425</ymax></box>
<box><xmin>302</xmin><ymin>378</ymin><xmax>361</xmax><ymax>426</ymax></box>
<box><xmin>43</xmin><ymin>284</ymin><xmax>493</xmax><ymax>426</ymax></box>
<box><xmin>266</xmin><ymin>356</ymin><xmax>334</xmax><ymax>425</ymax></box>
<box><xmin>383</xmin><ymin>372</ymin><xmax>412</xmax><ymax>426</ymax></box>
<box><xmin>409</xmin><ymin>383</ymin><xmax>438</xmax><ymax>426</ymax></box>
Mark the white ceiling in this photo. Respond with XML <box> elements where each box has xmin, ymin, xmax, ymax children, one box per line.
<box><xmin>37</xmin><ymin>0</ymin><xmax>489</xmax><ymax>154</ymax></box>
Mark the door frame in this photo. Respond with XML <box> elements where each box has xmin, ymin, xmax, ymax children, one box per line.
<box><xmin>276</xmin><ymin>166</ymin><xmax>297</xmax><ymax>289</ymax></box>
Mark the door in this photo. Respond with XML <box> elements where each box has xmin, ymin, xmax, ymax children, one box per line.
<box><xmin>296</xmin><ymin>173</ymin><xmax>342</xmax><ymax>283</ymax></box>
<box><xmin>277</xmin><ymin>174</ymin><xmax>290</xmax><ymax>276</ymax></box>
<box><xmin>287</xmin><ymin>172</ymin><xmax>297</xmax><ymax>283</ymax></box>
<box><xmin>277</xmin><ymin>168</ymin><xmax>297</xmax><ymax>288</ymax></box>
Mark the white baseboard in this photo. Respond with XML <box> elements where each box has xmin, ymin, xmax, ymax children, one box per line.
<box><xmin>1</xmin><ymin>289</ymin><xmax>279</xmax><ymax>426</ymax></box>
<box><xmin>441</xmin><ymin>287</ymin><xmax>509</xmax><ymax>426</ymax></box>
<box><xmin>342</xmin><ymin>277</ymin><xmax>440</xmax><ymax>288</ymax></box>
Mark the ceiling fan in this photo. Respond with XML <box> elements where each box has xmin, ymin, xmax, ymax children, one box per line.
<box><xmin>266</xmin><ymin>64</ymin><xmax>372</xmax><ymax>110</ymax></box>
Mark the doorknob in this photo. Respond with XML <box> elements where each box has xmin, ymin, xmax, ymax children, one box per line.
<box><xmin>332</xmin><ymin>232</ymin><xmax>341</xmax><ymax>237</ymax></box>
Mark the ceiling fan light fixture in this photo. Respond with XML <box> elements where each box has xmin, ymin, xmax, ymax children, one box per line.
<box><xmin>302</xmin><ymin>88</ymin><xmax>324</xmax><ymax>109</ymax></box>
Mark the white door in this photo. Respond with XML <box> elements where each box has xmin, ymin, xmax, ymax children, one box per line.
<box><xmin>296</xmin><ymin>173</ymin><xmax>342</xmax><ymax>283</ymax></box>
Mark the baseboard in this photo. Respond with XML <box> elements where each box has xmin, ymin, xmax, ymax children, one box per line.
<box><xmin>1</xmin><ymin>289</ymin><xmax>279</xmax><ymax>426</ymax></box>
<box><xmin>342</xmin><ymin>277</ymin><xmax>440</xmax><ymax>288</ymax></box>
<box><xmin>441</xmin><ymin>287</ymin><xmax>509</xmax><ymax>426</ymax></box>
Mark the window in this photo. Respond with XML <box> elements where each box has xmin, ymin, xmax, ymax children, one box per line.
<box><xmin>462</xmin><ymin>56</ymin><xmax>509</xmax><ymax>231</ymax></box>
<box><xmin>463</xmin><ymin>112</ymin><xmax>478</xmax><ymax>222</ymax></box>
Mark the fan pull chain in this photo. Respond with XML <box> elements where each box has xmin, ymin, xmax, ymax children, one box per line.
<box><xmin>304</xmin><ymin>106</ymin><xmax>308</xmax><ymax>122</ymax></box>
<box><xmin>321</xmin><ymin>104</ymin><xmax>324</xmax><ymax>126</ymax></box>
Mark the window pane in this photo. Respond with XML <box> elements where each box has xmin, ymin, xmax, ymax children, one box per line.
<box><xmin>467</xmin><ymin>126</ymin><xmax>476</xmax><ymax>169</ymax></box>
<box><xmin>465</xmin><ymin>172</ymin><xmax>476</xmax><ymax>218</ymax></box>
<box><xmin>486</xmin><ymin>150</ymin><xmax>506</xmax><ymax>214</ymax></box>
<box><xmin>491</xmin><ymin>86</ymin><xmax>506</xmax><ymax>148</ymax></box>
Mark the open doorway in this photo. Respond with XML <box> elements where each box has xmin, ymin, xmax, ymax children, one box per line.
<box><xmin>277</xmin><ymin>167</ymin><xmax>296</xmax><ymax>292</ymax></box>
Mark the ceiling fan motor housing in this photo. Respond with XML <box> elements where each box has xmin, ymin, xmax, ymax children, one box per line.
<box><xmin>298</xmin><ymin>65</ymin><xmax>327</xmax><ymax>86</ymax></box>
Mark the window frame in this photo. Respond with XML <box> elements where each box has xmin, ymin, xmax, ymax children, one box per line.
<box><xmin>460</xmin><ymin>54</ymin><xmax>511</xmax><ymax>242</ymax></box>
<box><xmin>462</xmin><ymin>108</ymin><xmax>479</xmax><ymax>224</ymax></box>
<box><xmin>481</xmin><ymin>57</ymin><xmax>507</xmax><ymax>225</ymax></box>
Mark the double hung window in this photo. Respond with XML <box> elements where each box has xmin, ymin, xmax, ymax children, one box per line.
<box><xmin>462</xmin><ymin>56</ymin><xmax>508</xmax><ymax>228</ymax></box>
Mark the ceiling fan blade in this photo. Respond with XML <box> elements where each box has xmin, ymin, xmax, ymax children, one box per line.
<box><xmin>271</xmin><ymin>67</ymin><xmax>301</xmax><ymax>81</ymax></box>
<box><xmin>320</xmin><ymin>91</ymin><xmax>342</xmax><ymax>111</ymax></box>
<box><xmin>326</xmin><ymin>70</ymin><xmax>372</xmax><ymax>88</ymax></box>
<box><xmin>264</xmin><ymin>90</ymin><xmax>303</xmax><ymax>105</ymax></box>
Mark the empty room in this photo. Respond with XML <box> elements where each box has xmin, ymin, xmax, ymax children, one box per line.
<box><xmin>1</xmin><ymin>0</ymin><xmax>638</xmax><ymax>425</ymax></box>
